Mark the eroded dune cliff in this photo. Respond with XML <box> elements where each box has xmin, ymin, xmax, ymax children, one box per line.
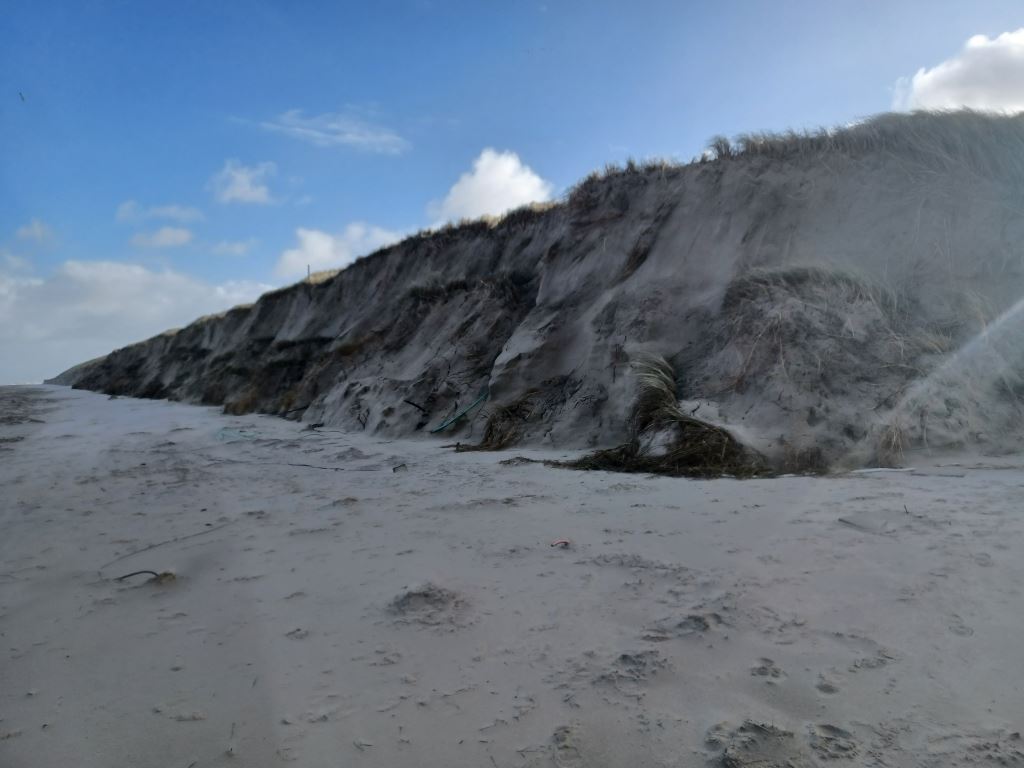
<box><xmin>51</xmin><ymin>111</ymin><xmax>1024</xmax><ymax>468</ymax></box>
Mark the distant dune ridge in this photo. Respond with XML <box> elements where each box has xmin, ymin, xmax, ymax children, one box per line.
<box><xmin>50</xmin><ymin>110</ymin><xmax>1024</xmax><ymax>471</ymax></box>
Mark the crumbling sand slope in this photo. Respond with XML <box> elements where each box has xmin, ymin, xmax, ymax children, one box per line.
<box><xmin>51</xmin><ymin>111</ymin><xmax>1024</xmax><ymax>467</ymax></box>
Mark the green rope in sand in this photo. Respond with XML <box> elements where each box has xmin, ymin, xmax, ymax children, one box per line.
<box><xmin>429</xmin><ymin>386</ymin><xmax>489</xmax><ymax>433</ymax></box>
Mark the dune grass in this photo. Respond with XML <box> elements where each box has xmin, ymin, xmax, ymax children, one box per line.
<box><xmin>560</xmin><ymin>355</ymin><xmax>768</xmax><ymax>478</ymax></box>
<box><xmin>710</xmin><ymin>109</ymin><xmax>1024</xmax><ymax>180</ymax></box>
<box><xmin>456</xmin><ymin>391</ymin><xmax>540</xmax><ymax>452</ymax></box>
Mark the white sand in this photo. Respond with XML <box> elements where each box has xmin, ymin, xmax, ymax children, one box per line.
<box><xmin>2</xmin><ymin>385</ymin><xmax>1023</xmax><ymax>766</ymax></box>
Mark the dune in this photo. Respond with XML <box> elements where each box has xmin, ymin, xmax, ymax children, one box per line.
<box><xmin>49</xmin><ymin>111</ymin><xmax>1024</xmax><ymax>472</ymax></box>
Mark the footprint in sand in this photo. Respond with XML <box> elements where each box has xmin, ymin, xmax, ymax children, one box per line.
<box><xmin>948</xmin><ymin>614</ymin><xmax>975</xmax><ymax>636</ymax></box>
<box><xmin>594</xmin><ymin>649</ymin><xmax>670</xmax><ymax>687</ymax></box>
<box><xmin>750</xmin><ymin>658</ymin><xmax>785</xmax><ymax>682</ymax></box>
<box><xmin>551</xmin><ymin>725</ymin><xmax>585</xmax><ymax>768</ymax></box>
<box><xmin>815</xmin><ymin>674</ymin><xmax>840</xmax><ymax>694</ymax></box>
<box><xmin>388</xmin><ymin>582</ymin><xmax>470</xmax><ymax>629</ymax></box>
<box><xmin>825</xmin><ymin>632</ymin><xmax>897</xmax><ymax>673</ymax></box>
<box><xmin>642</xmin><ymin>612</ymin><xmax>724</xmax><ymax>641</ymax></box>
<box><xmin>807</xmin><ymin>723</ymin><xmax>859</xmax><ymax>759</ymax></box>
<box><xmin>925</xmin><ymin>729</ymin><xmax>1024</xmax><ymax>764</ymax></box>
<box><xmin>706</xmin><ymin>720</ymin><xmax>814</xmax><ymax>768</ymax></box>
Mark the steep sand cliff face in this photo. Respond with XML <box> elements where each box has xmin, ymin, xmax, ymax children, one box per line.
<box><xmin>51</xmin><ymin>112</ymin><xmax>1024</xmax><ymax>466</ymax></box>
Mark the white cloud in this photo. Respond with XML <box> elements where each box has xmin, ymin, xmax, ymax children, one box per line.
<box><xmin>894</xmin><ymin>29</ymin><xmax>1024</xmax><ymax>112</ymax></box>
<box><xmin>130</xmin><ymin>226</ymin><xmax>193</xmax><ymax>249</ymax></box>
<box><xmin>275</xmin><ymin>224</ymin><xmax>401</xmax><ymax>279</ymax></box>
<box><xmin>0</xmin><ymin>260</ymin><xmax>271</xmax><ymax>384</ymax></box>
<box><xmin>116</xmin><ymin>200</ymin><xmax>204</xmax><ymax>223</ymax></box>
<box><xmin>430</xmin><ymin>148</ymin><xmax>553</xmax><ymax>224</ymax></box>
<box><xmin>261</xmin><ymin>110</ymin><xmax>410</xmax><ymax>154</ymax></box>
<box><xmin>268</xmin><ymin>148</ymin><xmax>550</xmax><ymax>281</ymax></box>
<box><xmin>212</xmin><ymin>238</ymin><xmax>257</xmax><ymax>256</ymax></box>
<box><xmin>209</xmin><ymin>159</ymin><xmax>276</xmax><ymax>204</ymax></box>
<box><xmin>16</xmin><ymin>218</ymin><xmax>54</xmax><ymax>243</ymax></box>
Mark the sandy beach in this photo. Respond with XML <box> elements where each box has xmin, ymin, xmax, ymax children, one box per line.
<box><xmin>2</xmin><ymin>385</ymin><xmax>1022</xmax><ymax>766</ymax></box>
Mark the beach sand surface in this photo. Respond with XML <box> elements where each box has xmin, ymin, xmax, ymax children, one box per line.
<box><xmin>2</xmin><ymin>385</ymin><xmax>1022</xmax><ymax>767</ymax></box>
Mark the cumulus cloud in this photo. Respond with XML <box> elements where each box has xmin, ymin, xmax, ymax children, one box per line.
<box><xmin>275</xmin><ymin>224</ymin><xmax>401</xmax><ymax>279</ymax></box>
<box><xmin>130</xmin><ymin>226</ymin><xmax>193</xmax><ymax>248</ymax></box>
<box><xmin>209</xmin><ymin>159</ymin><xmax>276</xmax><ymax>204</ymax></box>
<box><xmin>116</xmin><ymin>200</ymin><xmax>204</xmax><ymax>223</ymax></box>
<box><xmin>0</xmin><ymin>260</ymin><xmax>271</xmax><ymax>384</ymax></box>
<box><xmin>262</xmin><ymin>110</ymin><xmax>410</xmax><ymax>154</ymax></box>
<box><xmin>16</xmin><ymin>218</ymin><xmax>54</xmax><ymax>243</ymax></box>
<box><xmin>212</xmin><ymin>239</ymin><xmax>257</xmax><ymax>256</ymax></box>
<box><xmin>269</xmin><ymin>148</ymin><xmax>549</xmax><ymax>280</ymax></box>
<box><xmin>430</xmin><ymin>148</ymin><xmax>553</xmax><ymax>224</ymax></box>
<box><xmin>894</xmin><ymin>29</ymin><xmax>1024</xmax><ymax>112</ymax></box>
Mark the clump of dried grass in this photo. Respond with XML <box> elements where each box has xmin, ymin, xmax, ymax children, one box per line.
<box><xmin>566</xmin><ymin>157</ymin><xmax>680</xmax><ymax>211</ymax></box>
<box><xmin>723</xmin><ymin>265</ymin><xmax>901</xmax><ymax>319</ymax></box>
<box><xmin>559</xmin><ymin>355</ymin><xmax>768</xmax><ymax>478</ymax></box>
<box><xmin>457</xmin><ymin>391</ymin><xmax>539</xmax><ymax>451</ymax></box>
<box><xmin>876</xmin><ymin>418</ymin><xmax>906</xmax><ymax>466</ymax></box>
<box><xmin>305</xmin><ymin>268</ymin><xmax>341</xmax><ymax>285</ymax></box>
<box><xmin>707</xmin><ymin>109</ymin><xmax>1024</xmax><ymax>180</ymax></box>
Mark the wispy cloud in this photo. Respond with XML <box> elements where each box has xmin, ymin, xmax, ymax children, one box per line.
<box><xmin>116</xmin><ymin>201</ymin><xmax>204</xmax><ymax>223</ymax></box>
<box><xmin>16</xmin><ymin>218</ymin><xmax>54</xmax><ymax>243</ymax></box>
<box><xmin>261</xmin><ymin>110</ymin><xmax>410</xmax><ymax>154</ymax></box>
<box><xmin>130</xmin><ymin>226</ymin><xmax>193</xmax><ymax>248</ymax></box>
<box><xmin>429</xmin><ymin>148</ymin><xmax>553</xmax><ymax>224</ymax></box>
<box><xmin>894</xmin><ymin>29</ymin><xmax>1024</xmax><ymax>112</ymax></box>
<box><xmin>209</xmin><ymin>160</ymin><xmax>276</xmax><ymax>204</ymax></box>
<box><xmin>212</xmin><ymin>238</ymin><xmax>257</xmax><ymax>256</ymax></box>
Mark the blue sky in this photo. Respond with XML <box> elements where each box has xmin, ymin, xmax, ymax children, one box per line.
<box><xmin>2</xmin><ymin>0</ymin><xmax>1023</xmax><ymax>381</ymax></box>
